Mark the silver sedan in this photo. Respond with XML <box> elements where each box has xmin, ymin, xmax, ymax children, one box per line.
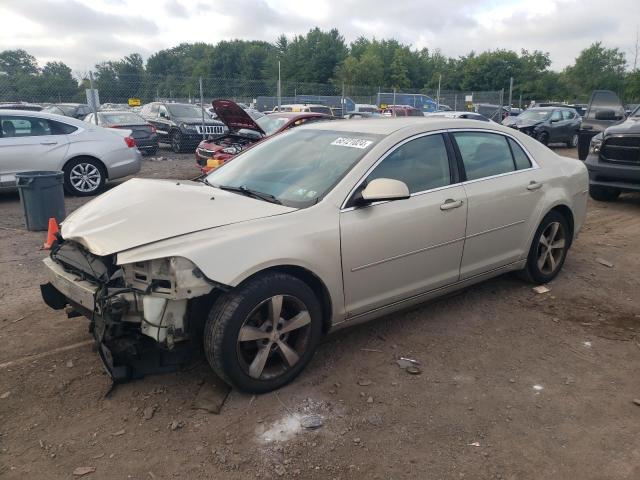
<box><xmin>41</xmin><ymin>118</ymin><xmax>588</xmax><ymax>392</ymax></box>
<box><xmin>0</xmin><ymin>109</ymin><xmax>141</xmax><ymax>196</ymax></box>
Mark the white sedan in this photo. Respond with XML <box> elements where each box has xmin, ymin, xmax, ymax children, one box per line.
<box><xmin>41</xmin><ymin>118</ymin><xmax>588</xmax><ymax>392</ymax></box>
<box><xmin>0</xmin><ymin>109</ymin><xmax>141</xmax><ymax>196</ymax></box>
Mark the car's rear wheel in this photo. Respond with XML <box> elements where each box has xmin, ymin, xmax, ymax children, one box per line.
<box><xmin>171</xmin><ymin>130</ymin><xmax>183</xmax><ymax>153</ymax></box>
<box><xmin>537</xmin><ymin>131</ymin><xmax>549</xmax><ymax>146</ymax></box>
<box><xmin>63</xmin><ymin>158</ymin><xmax>105</xmax><ymax>196</ymax></box>
<box><xmin>521</xmin><ymin>211</ymin><xmax>569</xmax><ymax>284</ymax></box>
<box><xmin>204</xmin><ymin>272</ymin><xmax>323</xmax><ymax>393</ymax></box>
<box><xmin>589</xmin><ymin>185</ymin><xmax>621</xmax><ymax>202</ymax></box>
<box><xmin>567</xmin><ymin>133</ymin><xmax>579</xmax><ymax>148</ymax></box>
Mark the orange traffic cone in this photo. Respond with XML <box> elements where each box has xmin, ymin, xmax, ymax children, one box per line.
<box><xmin>43</xmin><ymin>217</ymin><xmax>59</xmax><ymax>250</ymax></box>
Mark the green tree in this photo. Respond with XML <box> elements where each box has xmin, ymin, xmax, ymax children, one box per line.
<box><xmin>564</xmin><ymin>42</ymin><xmax>627</xmax><ymax>97</ymax></box>
<box><xmin>0</xmin><ymin>49</ymin><xmax>39</xmax><ymax>75</ymax></box>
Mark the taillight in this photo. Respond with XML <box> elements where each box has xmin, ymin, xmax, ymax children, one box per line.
<box><xmin>124</xmin><ymin>136</ymin><xmax>136</xmax><ymax>148</ymax></box>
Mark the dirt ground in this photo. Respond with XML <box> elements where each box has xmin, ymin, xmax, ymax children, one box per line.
<box><xmin>1</xmin><ymin>145</ymin><xmax>639</xmax><ymax>480</ymax></box>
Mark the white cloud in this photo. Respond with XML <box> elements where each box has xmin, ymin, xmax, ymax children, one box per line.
<box><xmin>1</xmin><ymin>0</ymin><xmax>638</xmax><ymax>72</ymax></box>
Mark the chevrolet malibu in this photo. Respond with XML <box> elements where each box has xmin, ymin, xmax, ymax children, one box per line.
<box><xmin>40</xmin><ymin>118</ymin><xmax>588</xmax><ymax>393</ymax></box>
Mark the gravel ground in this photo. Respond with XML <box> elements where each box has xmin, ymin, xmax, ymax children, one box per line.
<box><xmin>0</xmin><ymin>145</ymin><xmax>639</xmax><ymax>479</ymax></box>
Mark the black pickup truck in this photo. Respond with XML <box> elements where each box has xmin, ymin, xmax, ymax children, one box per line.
<box><xmin>582</xmin><ymin>91</ymin><xmax>640</xmax><ymax>201</ymax></box>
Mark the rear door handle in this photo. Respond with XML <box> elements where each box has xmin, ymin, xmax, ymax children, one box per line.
<box><xmin>40</xmin><ymin>142</ymin><xmax>57</xmax><ymax>145</ymax></box>
<box><xmin>527</xmin><ymin>181</ymin><xmax>543</xmax><ymax>191</ymax></box>
<box><xmin>440</xmin><ymin>199</ymin><xmax>464</xmax><ymax>211</ymax></box>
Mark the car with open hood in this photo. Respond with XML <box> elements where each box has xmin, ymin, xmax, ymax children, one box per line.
<box><xmin>40</xmin><ymin>117</ymin><xmax>587</xmax><ymax>393</ymax></box>
<box><xmin>195</xmin><ymin>99</ymin><xmax>334</xmax><ymax>172</ymax></box>
<box><xmin>577</xmin><ymin>90</ymin><xmax>627</xmax><ymax>160</ymax></box>
<box><xmin>139</xmin><ymin>102</ymin><xmax>226</xmax><ymax>153</ymax></box>
<box><xmin>585</xmin><ymin>104</ymin><xmax>640</xmax><ymax>201</ymax></box>
<box><xmin>503</xmin><ymin>106</ymin><xmax>581</xmax><ymax>147</ymax></box>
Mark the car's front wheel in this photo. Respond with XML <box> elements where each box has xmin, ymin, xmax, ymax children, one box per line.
<box><xmin>589</xmin><ymin>185</ymin><xmax>620</xmax><ymax>202</ymax></box>
<box><xmin>170</xmin><ymin>130</ymin><xmax>183</xmax><ymax>153</ymax></box>
<box><xmin>537</xmin><ymin>131</ymin><xmax>549</xmax><ymax>146</ymax></box>
<box><xmin>63</xmin><ymin>158</ymin><xmax>106</xmax><ymax>196</ymax></box>
<box><xmin>204</xmin><ymin>272</ymin><xmax>323</xmax><ymax>393</ymax></box>
<box><xmin>521</xmin><ymin>211</ymin><xmax>570</xmax><ymax>284</ymax></box>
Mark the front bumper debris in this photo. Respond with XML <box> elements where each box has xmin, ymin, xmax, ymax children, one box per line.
<box><xmin>40</xmin><ymin>242</ymin><xmax>217</xmax><ymax>383</ymax></box>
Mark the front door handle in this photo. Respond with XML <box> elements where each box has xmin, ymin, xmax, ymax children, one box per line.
<box><xmin>527</xmin><ymin>181</ymin><xmax>543</xmax><ymax>191</ymax></box>
<box><xmin>40</xmin><ymin>142</ymin><xmax>57</xmax><ymax>145</ymax></box>
<box><xmin>440</xmin><ymin>199</ymin><xmax>464</xmax><ymax>211</ymax></box>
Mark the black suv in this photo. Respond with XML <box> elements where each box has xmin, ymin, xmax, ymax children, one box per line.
<box><xmin>585</xmin><ymin>102</ymin><xmax>640</xmax><ymax>201</ymax></box>
<box><xmin>502</xmin><ymin>106</ymin><xmax>581</xmax><ymax>147</ymax></box>
<box><xmin>139</xmin><ymin>102</ymin><xmax>226</xmax><ymax>152</ymax></box>
<box><xmin>577</xmin><ymin>90</ymin><xmax>627</xmax><ymax>160</ymax></box>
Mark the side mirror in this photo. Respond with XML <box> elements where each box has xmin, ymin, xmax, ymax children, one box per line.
<box><xmin>550</xmin><ymin>117</ymin><xmax>560</xmax><ymax>123</ymax></box>
<box><xmin>594</xmin><ymin>109</ymin><xmax>619</xmax><ymax>121</ymax></box>
<box><xmin>359</xmin><ymin>178</ymin><xmax>410</xmax><ymax>204</ymax></box>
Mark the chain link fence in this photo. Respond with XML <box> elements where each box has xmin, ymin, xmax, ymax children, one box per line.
<box><xmin>0</xmin><ymin>72</ymin><xmax>505</xmax><ymax>117</ymax></box>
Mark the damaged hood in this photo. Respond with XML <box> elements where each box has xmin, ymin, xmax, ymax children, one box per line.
<box><xmin>212</xmin><ymin>99</ymin><xmax>265</xmax><ymax>134</ymax></box>
<box><xmin>61</xmin><ymin>178</ymin><xmax>296</xmax><ymax>256</ymax></box>
<box><xmin>605</xmin><ymin>116</ymin><xmax>640</xmax><ymax>135</ymax></box>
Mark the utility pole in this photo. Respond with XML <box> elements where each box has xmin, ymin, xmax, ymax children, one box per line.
<box><xmin>508</xmin><ymin>77</ymin><xmax>514</xmax><ymax>108</ymax></box>
<box><xmin>199</xmin><ymin>76</ymin><xmax>205</xmax><ymax>140</ymax></box>
<box><xmin>88</xmin><ymin>71</ymin><xmax>98</xmax><ymax>126</ymax></box>
<box><xmin>277</xmin><ymin>61</ymin><xmax>282</xmax><ymax>110</ymax></box>
<box><xmin>436</xmin><ymin>74</ymin><xmax>441</xmax><ymax>110</ymax></box>
<box><xmin>392</xmin><ymin>88</ymin><xmax>396</xmax><ymax>117</ymax></box>
<box><xmin>634</xmin><ymin>26</ymin><xmax>639</xmax><ymax>71</ymax></box>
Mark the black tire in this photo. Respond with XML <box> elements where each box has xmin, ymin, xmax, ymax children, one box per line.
<box><xmin>203</xmin><ymin>272</ymin><xmax>323</xmax><ymax>393</ymax></box>
<box><xmin>537</xmin><ymin>131</ymin><xmax>549</xmax><ymax>146</ymax></box>
<box><xmin>63</xmin><ymin>157</ymin><xmax>106</xmax><ymax>196</ymax></box>
<box><xmin>589</xmin><ymin>185</ymin><xmax>621</xmax><ymax>202</ymax></box>
<box><xmin>170</xmin><ymin>130</ymin><xmax>183</xmax><ymax>153</ymax></box>
<box><xmin>566</xmin><ymin>132</ymin><xmax>579</xmax><ymax>148</ymax></box>
<box><xmin>521</xmin><ymin>211</ymin><xmax>570</xmax><ymax>284</ymax></box>
<box><xmin>577</xmin><ymin>132</ymin><xmax>591</xmax><ymax>160</ymax></box>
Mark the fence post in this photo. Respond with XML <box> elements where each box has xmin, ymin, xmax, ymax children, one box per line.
<box><xmin>277</xmin><ymin>61</ymin><xmax>282</xmax><ymax>110</ymax></box>
<box><xmin>199</xmin><ymin>76</ymin><xmax>205</xmax><ymax>140</ymax></box>
<box><xmin>88</xmin><ymin>71</ymin><xmax>98</xmax><ymax>126</ymax></box>
<box><xmin>454</xmin><ymin>94</ymin><xmax>457</xmax><ymax>111</ymax></box>
<box><xmin>392</xmin><ymin>88</ymin><xmax>396</xmax><ymax>116</ymax></box>
<box><xmin>508</xmin><ymin>77</ymin><xmax>513</xmax><ymax>108</ymax></box>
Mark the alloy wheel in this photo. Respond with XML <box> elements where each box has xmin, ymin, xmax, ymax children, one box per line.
<box><xmin>536</xmin><ymin>221</ymin><xmax>566</xmax><ymax>275</ymax></box>
<box><xmin>236</xmin><ymin>295</ymin><xmax>312</xmax><ymax>380</ymax></box>
<box><xmin>69</xmin><ymin>163</ymin><xmax>101</xmax><ymax>193</ymax></box>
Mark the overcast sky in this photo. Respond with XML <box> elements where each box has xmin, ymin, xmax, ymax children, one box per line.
<box><xmin>1</xmin><ymin>0</ymin><xmax>638</xmax><ymax>73</ymax></box>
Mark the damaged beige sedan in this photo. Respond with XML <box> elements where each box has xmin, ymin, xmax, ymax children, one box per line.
<box><xmin>41</xmin><ymin>118</ymin><xmax>588</xmax><ymax>392</ymax></box>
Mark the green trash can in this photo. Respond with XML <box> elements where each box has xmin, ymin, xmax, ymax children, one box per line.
<box><xmin>16</xmin><ymin>171</ymin><xmax>66</xmax><ymax>231</ymax></box>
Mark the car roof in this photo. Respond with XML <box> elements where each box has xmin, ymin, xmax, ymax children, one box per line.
<box><xmin>299</xmin><ymin>117</ymin><xmax>507</xmax><ymax>135</ymax></box>
<box><xmin>0</xmin><ymin>109</ymin><xmax>91</xmax><ymax>127</ymax></box>
<box><xmin>280</xmin><ymin>104</ymin><xmax>329</xmax><ymax>108</ymax></box>
<box><xmin>269</xmin><ymin>112</ymin><xmax>330</xmax><ymax>119</ymax></box>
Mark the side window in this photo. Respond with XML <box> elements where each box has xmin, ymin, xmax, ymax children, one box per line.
<box><xmin>550</xmin><ymin>110</ymin><xmax>562</xmax><ymax>121</ymax></box>
<box><xmin>367</xmin><ymin>134</ymin><xmax>451</xmax><ymax>194</ymax></box>
<box><xmin>158</xmin><ymin>105</ymin><xmax>168</xmax><ymax>117</ymax></box>
<box><xmin>453</xmin><ymin>132</ymin><xmax>515</xmax><ymax>181</ymax></box>
<box><xmin>149</xmin><ymin>104</ymin><xmax>160</xmax><ymax>116</ymax></box>
<box><xmin>508</xmin><ymin>138</ymin><xmax>532</xmax><ymax>170</ymax></box>
<box><xmin>562</xmin><ymin>110</ymin><xmax>574</xmax><ymax>120</ymax></box>
<box><xmin>50</xmin><ymin>120</ymin><xmax>78</xmax><ymax>135</ymax></box>
<box><xmin>0</xmin><ymin>116</ymin><xmax>52</xmax><ymax>137</ymax></box>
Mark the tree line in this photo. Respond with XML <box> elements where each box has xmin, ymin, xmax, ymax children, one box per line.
<box><xmin>1</xmin><ymin>27</ymin><xmax>639</xmax><ymax>105</ymax></box>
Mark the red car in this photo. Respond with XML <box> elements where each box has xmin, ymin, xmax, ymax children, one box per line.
<box><xmin>195</xmin><ymin>100</ymin><xmax>335</xmax><ymax>172</ymax></box>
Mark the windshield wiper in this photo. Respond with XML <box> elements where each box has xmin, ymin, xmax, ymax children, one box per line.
<box><xmin>217</xmin><ymin>185</ymin><xmax>282</xmax><ymax>204</ymax></box>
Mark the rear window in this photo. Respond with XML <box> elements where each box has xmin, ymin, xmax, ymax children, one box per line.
<box><xmin>100</xmin><ymin>112</ymin><xmax>145</xmax><ymax>125</ymax></box>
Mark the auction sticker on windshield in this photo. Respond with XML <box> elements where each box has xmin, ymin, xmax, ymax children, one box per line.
<box><xmin>330</xmin><ymin>137</ymin><xmax>374</xmax><ymax>149</ymax></box>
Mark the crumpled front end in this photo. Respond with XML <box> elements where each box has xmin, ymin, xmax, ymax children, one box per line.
<box><xmin>40</xmin><ymin>239</ymin><xmax>223</xmax><ymax>382</ymax></box>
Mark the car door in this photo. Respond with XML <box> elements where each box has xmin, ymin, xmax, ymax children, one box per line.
<box><xmin>340</xmin><ymin>133</ymin><xmax>467</xmax><ymax>316</ymax></box>
<box><xmin>561</xmin><ymin>109</ymin><xmax>578</xmax><ymax>141</ymax></box>
<box><xmin>451</xmin><ymin>131</ymin><xmax>544</xmax><ymax>279</ymax></box>
<box><xmin>548</xmin><ymin>110</ymin><xmax>563</xmax><ymax>142</ymax></box>
<box><xmin>0</xmin><ymin>115</ymin><xmax>70</xmax><ymax>187</ymax></box>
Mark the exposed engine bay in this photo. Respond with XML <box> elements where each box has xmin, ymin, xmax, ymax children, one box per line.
<box><xmin>40</xmin><ymin>240</ymin><xmax>223</xmax><ymax>383</ymax></box>
<box><xmin>208</xmin><ymin>129</ymin><xmax>263</xmax><ymax>155</ymax></box>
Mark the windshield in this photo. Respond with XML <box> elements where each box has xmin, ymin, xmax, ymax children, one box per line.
<box><xmin>256</xmin><ymin>115</ymin><xmax>289</xmax><ymax>135</ymax></box>
<box><xmin>309</xmin><ymin>106</ymin><xmax>332</xmax><ymax>115</ymax></box>
<box><xmin>357</xmin><ymin>106</ymin><xmax>378</xmax><ymax>113</ymax></box>
<box><xmin>206</xmin><ymin>128</ymin><xmax>381</xmax><ymax>208</ymax></box>
<box><xmin>100</xmin><ymin>112</ymin><xmax>145</xmax><ymax>125</ymax></box>
<box><xmin>586</xmin><ymin>90</ymin><xmax>625</xmax><ymax>119</ymax></box>
<box><xmin>519</xmin><ymin>109</ymin><xmax>551</xmax><ymax>122</ymax></box>
<box><xmin>167</xmin><ymin>104</ymin><xmax>206</xmax><ymax>119</ymax></box>
<box><xmin>631</xmin><ymin>105</ymin><xmax>640</xmax><ymax>118</ymax></box>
